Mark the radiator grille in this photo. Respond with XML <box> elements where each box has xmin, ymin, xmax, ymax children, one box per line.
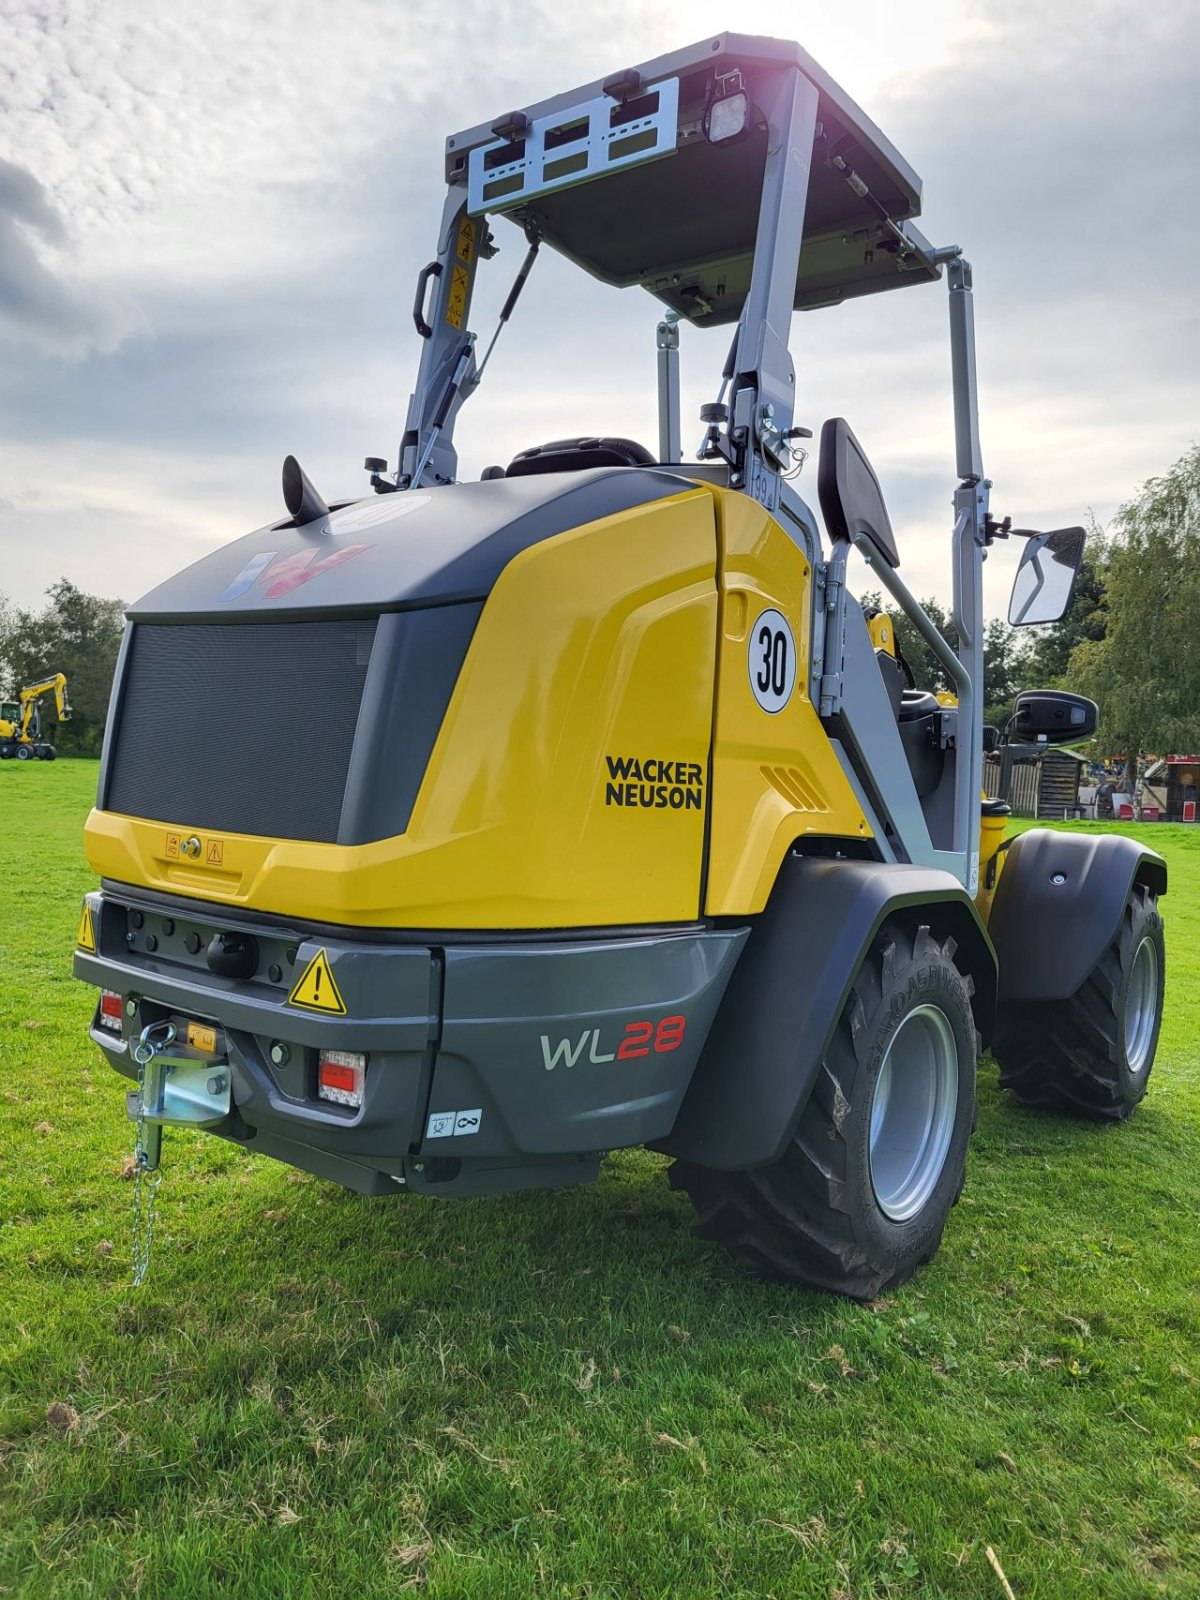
<box><xmin>106</xmin><ymin>619</ymin><xmax>377</xmax><ymax>843</ymax></box>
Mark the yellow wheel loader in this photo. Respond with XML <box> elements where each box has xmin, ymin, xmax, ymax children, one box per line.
<box><xmin>74</xmin><ymin>35</ymin><xmax>1166</xmax><ymax>1297</ymax></box>
<box><xmin>1</xmin><ymin>673</ymin><xmax>71</xmax><ymax>761</ymax></box>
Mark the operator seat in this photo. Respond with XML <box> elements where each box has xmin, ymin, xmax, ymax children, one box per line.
<box><xmin>820</xmin><ymin>417</ymin><xmax>946</xmax><ymax>798</ymax></box>
<box><xmin>505</xmin><ymin>436</ymin><xmax>656</xmax><ymax>477</ymax></box>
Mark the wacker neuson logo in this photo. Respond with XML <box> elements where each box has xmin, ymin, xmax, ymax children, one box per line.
<box><xmin>604</xmin><ymin>755</ymin><xmax>704</xmax><ymax>811</ymax></box>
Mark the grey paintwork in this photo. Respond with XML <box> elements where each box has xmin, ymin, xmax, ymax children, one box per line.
<box><xmin>76</xmin><ymin>883</ymin><xmax>748</xmax><ymax>1197</ymax></box>
<box><xmin>430</xmin><ymin>930</ymin><xmax>746</xmax><ymax>1158</ymax></box>
<box><xmin>128</xmin><ymin>468</ymin><xmax>694</xmax><ymax>622</ymax></box>
<box><xmin>827</xmin><ymin>606</ymin><xmax>937</xmax><ymax>867</ymax></box>
<box><xmin>338</xmin><ymin>602</ymin><xmax>483</xmax><ymax>845</ymax></box>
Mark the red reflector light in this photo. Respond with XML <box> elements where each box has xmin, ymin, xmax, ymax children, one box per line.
<box><xmin>317</xmin><ymin>1050</ymin><xmax>366</xmax><ymax>1108</ymax></box>
<box><xmin>99</xmin><ymin>990</ymin><xmax>123</xmax><ymax>1031</ymax></box>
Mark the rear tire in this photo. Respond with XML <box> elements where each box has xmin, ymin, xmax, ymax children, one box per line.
<box><xmin>38</xmin><ymin>745</ymin><xmax>56</xmax><ymax>761</ymax></box>
<box><xmin>993</xmin><ymin>883</ymin><xmax>1164</xmax><ymax>1120</ymax></box>
<box><xmin>15</xmin><ymin>745</ymin><xmax>32</xmax><ymax>761</ymax></box>
<box><xmin>670</xmin><ymin>923</ymin><xmax>978</xmax><ymax>1300</ymax></box>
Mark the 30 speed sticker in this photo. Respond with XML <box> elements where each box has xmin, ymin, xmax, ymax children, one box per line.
<box><xmin>748</xmin><ymin>608</ymin><xmax>797</xmax><ymax>713</ymax></box>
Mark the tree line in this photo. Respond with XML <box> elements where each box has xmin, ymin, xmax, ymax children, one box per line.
<box><xmin>862</xmin><ymin>441</ymin><xmax>1200</xmax><ymax>773</ymax></box>
<box><xmin>2</xmin><ymin>442</ymin><xmax>1196</xmax><ymax>768</ymax></box>
<box><xmin>0</xmin><ymin>581</ymin><xmax>125</xmax><ymax>755</ymax></box>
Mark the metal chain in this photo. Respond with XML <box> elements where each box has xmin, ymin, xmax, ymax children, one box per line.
<box><xmin>130</xmin><ymin>1022</ymin><xmax>174</xmax><ymax>1288</ymax></box>
<box><xmin>130</xmin><ymin>1152</ymin><xmax>161</xmax><ymax>1288</ymax></box>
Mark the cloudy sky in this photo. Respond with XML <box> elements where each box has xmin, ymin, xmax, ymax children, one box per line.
<box><xmin>1</xmin><ymin>0</ymin><xmax>1197</xmax><ymax>617</ymax></box>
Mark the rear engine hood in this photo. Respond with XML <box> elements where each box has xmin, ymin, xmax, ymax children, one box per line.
<box><xmin>130</xmin><ymin>468</ymin><xmax>689</xmax><ymax>620</ymax></box>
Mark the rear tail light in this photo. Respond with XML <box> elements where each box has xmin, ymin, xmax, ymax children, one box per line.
<box><xmin>317</xmin><ymin>1050</ymin><xmax>366</xmax><ymax>1108</ymax></box>
<box><xmin>99</xmin><ymin>990</ymin><xmax>123</xmax><ymax>1032</ymax></box>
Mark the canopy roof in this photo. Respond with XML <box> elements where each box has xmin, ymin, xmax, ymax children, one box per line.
<box><xmin>445</xmin><ymin>33</ymin><xmax>942</xmax><ymax>327</ymax></box>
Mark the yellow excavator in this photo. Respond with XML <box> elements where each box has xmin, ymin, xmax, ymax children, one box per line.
<box><xmin>0</xmin><ymin>673</ymin><xmax>71</xmax><ymax>761</ymax></box>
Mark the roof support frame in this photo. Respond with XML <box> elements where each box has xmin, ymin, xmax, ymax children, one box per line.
<box><xmin>725</xmin><ymin>65</ymin><xmax>820</xmax><ymax>518</ymax></box>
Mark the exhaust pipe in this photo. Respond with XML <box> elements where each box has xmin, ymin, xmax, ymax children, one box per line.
<box><xmin>282</xmin><ymin>455</ymin><xmax>330</xmax><ymax>526</ymax></box>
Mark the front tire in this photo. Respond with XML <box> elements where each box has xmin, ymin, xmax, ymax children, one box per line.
<box><xmin>994</xmin><ymin>883</ymin><xmax>1164</xmax><ymax>1120</ymax></box>
<box><xmin>15</xmin><ymin>744</ymin><xmax>32</xmax><ymax>761</ymax></box>
<box><xmin>670</xmin><ymin>923</ymin><xmax>978</xmax><ymax>1300</ymax></box>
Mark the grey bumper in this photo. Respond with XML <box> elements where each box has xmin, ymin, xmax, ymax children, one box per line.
<box><xmin>75</xmin><ymin>890</ymin><xmax>746</xmax><ymax>1195</ymax></box>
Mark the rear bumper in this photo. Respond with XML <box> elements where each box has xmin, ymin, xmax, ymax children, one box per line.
<box><xmin>74</xmin><ymin>888</ymin><xmax>747</xmax><ymax>1196</ymax></box>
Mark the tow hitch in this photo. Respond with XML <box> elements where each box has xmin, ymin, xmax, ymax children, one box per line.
<box><xmin>127</xmin><ymin>1020</ymin><xmax>232</xmax><ymax>1284</ymax></box>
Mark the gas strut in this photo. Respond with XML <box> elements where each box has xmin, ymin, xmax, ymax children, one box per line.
<box><xmin>411</xmin><ymin>227</ymin><xmax>542</xmax><ymax>486</ymax></box>
<box><xmin>477</xmin><ymin>226</ymin><xmax>541</xmax><ymax>380</ymax></box>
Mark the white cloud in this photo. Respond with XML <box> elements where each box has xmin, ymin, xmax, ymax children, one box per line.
<box><xmin>0</xmin><ymin>0</ymin><xmax>1197</xmax><ymax>620</ymax></box>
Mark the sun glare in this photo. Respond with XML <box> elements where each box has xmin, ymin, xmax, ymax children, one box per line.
<box><xmin>659</xmin><ymin>0</ymin><xmax>981</xmax><ymax>101</ymax></box>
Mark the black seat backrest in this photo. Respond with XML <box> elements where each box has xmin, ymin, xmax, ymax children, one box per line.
<box><xmin>818</xmin><ymin>418</ymin><xmax>901</xmax><ymax>569</ymax></box>
<box><xmin>506</xmin><ymin>436</ymin><xmax>655</xmax><ymax>477</ymax></box>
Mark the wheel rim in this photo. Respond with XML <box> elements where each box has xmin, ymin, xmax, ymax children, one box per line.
<box><xmin>869</xmin><ymin>1004</ymin><xmax>960</xmax><ymax>1223</ymax></box>
<box><xmin>1125</xmin><ymin>935</ymin><xmax>1159</xmax><ymax>1075</ymax></box>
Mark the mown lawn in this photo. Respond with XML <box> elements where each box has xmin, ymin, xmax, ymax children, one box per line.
<box><xmin>1</xmin><ymin>761</ymin><xmax>1198</xmax><ymax>1599</ymax></box>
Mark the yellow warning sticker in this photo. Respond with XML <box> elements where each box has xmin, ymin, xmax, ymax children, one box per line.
<box><xmin>77</xmin><ymin>901</ymin><xmax>96</xmax><ymax>953</ymax></box>
<box><xmin>445</xmin><ymin>262</ymin><xmax>469</xmax><ymax>329</ymax></box>
<box><xmin>165</xmin><ymin>832</ymin><xmax>181</xmax><ymax>860</ymax></box>
<box><xmin>287</xmin><ymin>948</ymin><xmax>347</xmax><ymax>1015</ymax></box>
<box><xmin>187</xmin><ymin>1021</ymin><xmax>218</xmax><ymax>1054</ymax></box>
<box><xmin>456</xmin><ymin>215</ymin><xmax>476</xmax><ymax>265</ymax></box>
<box><xmin>205</xmin><ymin>838</ymin><xmax>224</xmax><ymax>866</ymax></box>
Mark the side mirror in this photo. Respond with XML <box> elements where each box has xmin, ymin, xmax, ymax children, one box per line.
<box><xmin>1011</xmin><ymin>689</ymin><xmax>1098</xmax><ymax>746</ymax></box>
<box><xmin>1008</xmin><ymin>526</ymin><xmax>1085</xmax><ymax>626</ymax></box>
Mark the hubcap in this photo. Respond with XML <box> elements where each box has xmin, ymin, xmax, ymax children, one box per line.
<box><xmin>869</xmin><ymin>1004</ymin><xmax>959</xmax><ymax>1223</ymax></box>
<box><xmin>1125</xmin><ymin>935</ymin><xmax>1159</xmax><ymax>1076</ymax></box>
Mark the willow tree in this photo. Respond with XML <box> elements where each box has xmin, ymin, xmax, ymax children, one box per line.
<box><xmin>1068</xmin><ymin>444</ymin><xmax>1200</xmax><ymax>775</ymax></box>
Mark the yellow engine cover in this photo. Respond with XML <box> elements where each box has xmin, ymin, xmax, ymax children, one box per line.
<box><xmin>86</xmin><ymin>490</ymin><xmax>719</xmax><ymax>928</ymax></box>
<box><xmin>87</xmin><ymin>484</ymin><xmax>874</xmax><ymax>929</ymax></box>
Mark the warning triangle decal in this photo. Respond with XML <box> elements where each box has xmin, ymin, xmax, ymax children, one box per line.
<box><xmin>287</xmin><ymin>948</ymin><xmax>347</xmax><ymax>1014</ymax></box>
<box><xmin>77</xmin><ymin>902</ymin><xmax>96</xmax><ymax>954</ymax></box>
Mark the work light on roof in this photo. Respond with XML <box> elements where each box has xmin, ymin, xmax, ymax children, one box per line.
<box><xmin>704</xmin><ymin>70</ymin><xmax>750</xmax><ymax>144</ymax></box>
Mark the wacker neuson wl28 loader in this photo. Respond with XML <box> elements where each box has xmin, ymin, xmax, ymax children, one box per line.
<box><xmin>75</xmin><ymin>35</ymin><xmax>1167</xmax><ymax>1297</ymax></box>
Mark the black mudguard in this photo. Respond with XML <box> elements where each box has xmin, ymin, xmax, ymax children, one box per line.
<box><xmin>655</xmin><ymin>856</ymin><xmax>997</xmax><ymax>1172</ymax></box>
<box><xmin>988</xmin><ymin>828</ymin><xmax>1167</xmax><ymax>1004</ymax></box>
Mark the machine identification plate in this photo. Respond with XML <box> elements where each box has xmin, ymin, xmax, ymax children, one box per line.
<box><xmin>288</xmin><ymin>949</ymin><xmax>347</xmax><ymax>1015</ymax></box>
<box><xmin>187</xmin><ymin>1021</ymin><xmax>218</xmax><ymax>1054</ymax></box>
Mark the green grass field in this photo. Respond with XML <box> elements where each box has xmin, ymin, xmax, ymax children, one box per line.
<box><xmin>2</xmin><ymin>762</ymin><xmax>1198</xmax><ymax>1598</ymax></box>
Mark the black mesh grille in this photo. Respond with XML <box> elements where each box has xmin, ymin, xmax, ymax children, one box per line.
<box><xmin>106</xmin><ymin>619</ymin><xmax>377</xmax><ymax>843</ymax></box>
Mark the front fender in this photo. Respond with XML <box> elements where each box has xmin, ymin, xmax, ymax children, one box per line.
<box><xmin>988</xmin><ymin>827</ymin><xmax>1167</xmax><ymax>1003</ymax></box>
<box><xmin>655</xmin><ymin>855</ymin><xmax>997</xmax><ymax>1171</ymax></box>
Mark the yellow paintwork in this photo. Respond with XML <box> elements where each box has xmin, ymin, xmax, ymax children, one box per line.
<box><xmin>866</xmin><ymin>612</ymin><xmax>896</xmax><ymax>657</ymax></box>
<box><xmin>703</xmin><ymin>490</ymin><xmax>871</xmax><ymax>915</ymax></box>
<box><xmin>86</xmin><ymin>491</ymin><xmax>719</xmax><ymax>928</ymax></box>
<box><xmin>974</xmin><ymin>799</ymin><xmax>1009</xmax><ymax>921</ymax></box>
<box><xmin>936</xmin><ymin>691</ymin><xmax>958</xmax><ymax>708</ymax></box>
